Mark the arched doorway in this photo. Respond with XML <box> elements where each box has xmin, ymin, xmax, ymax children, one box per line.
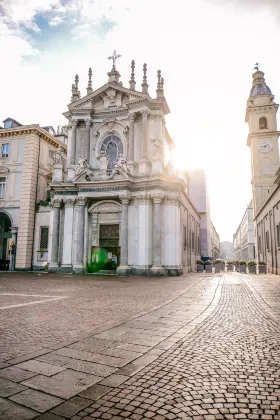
<box><xmin>0</xmin><ymin>212</ymin><xmax>12</xmax><ymax>269</ymax></box>
<box><xmin>87</xmin><ymin>201</ymin><xmax>121</xmax><ymax>273</ymax></box>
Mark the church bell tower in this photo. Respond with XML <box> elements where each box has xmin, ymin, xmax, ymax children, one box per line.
<box><xmin>246</xmin><ymin>66</ymin><xmax>280</xmax><ymax>215</ymax></box>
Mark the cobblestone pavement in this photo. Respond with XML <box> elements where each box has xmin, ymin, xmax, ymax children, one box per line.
<box><xmin>0</xmin><ymin>273</ymin><xmax>280</xmax><ymax>419</ymax></box>
<box><xmin>72</xmin><ymin>274</ymin><xmax>280</xmax><ymax>420</ymax></box>
<box><xmin>0</xmin><ymin>273</ymin><xmax>201</xmax><ymax>363</ymax></box>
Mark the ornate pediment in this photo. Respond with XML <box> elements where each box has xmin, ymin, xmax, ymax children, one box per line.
<box><xmin>69</xmin><ymin>83</ymin><xmax>149</xmax><ymax>113</ymax></box>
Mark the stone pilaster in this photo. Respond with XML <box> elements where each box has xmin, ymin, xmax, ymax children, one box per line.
<box><xmin>70</xmin><ymin>119</ymin><xmax>77</xmax><ymax>165</ymax></box>
<box><xmin>73</xmin><ymin>197</ymin><xmax>87</xmax><ymax>273</ymax></box>
<box><xmin>139</xmin><ymin>110</ymin><xmax>150</xmax><ymax>176</ymax></box>
<box><xmin>127</xmin><ymin>113</ymin><xmax>135</xmax><ymax>171</ymax></box>
<box><xmin>49</xmin><ymin>199</ymin><xmax>61</xmax><ymax>271</ymax></box>
<box><xmin>68</xmin><ymin>119</ymin><xmax>77</xmax><ymax>181</ymax></box>
<box><xmin>85</xmin><ymin>118</ymin><xmax>92</xmax><ymax>162</ymax></box>
<box><xmin>150</xmin><ymin>194</ymin><xmax>165</xmax><ymax>275</ymax></box>
<box><xmin>61</xmin><ymin>199</ymin><xmax>75</xmax><ymax>272</ymax></box>
<box><xmin>116</xmin><ymin>195</ymin><xmax>131</xmax><ymax>275</ymax></box>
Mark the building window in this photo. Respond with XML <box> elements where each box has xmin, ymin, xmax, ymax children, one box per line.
<box><xmin>184</xmin><ymin>226</ymin><xmax>187</xmax><ymax>249</ymax></box>
<box><xmin>40</xmin><ymin>227</ymin><xmax>49</xmax><ymax>250</ymax></box>
<box><xmin>259</xmin><ymin>117</ymin><xmax>267</xmax><ymax>129</ymax></box>
<box><xmin>0</xmin><ymin>177</ymin><xmax>6</xmax><ymax>199</ymax></box>
<box><xmin>49</xmin><ymin>150</ymin><xmax>54</xmax><ymax>159</ymax></box>
<box><xmin>1</xmin><ymin>144</ymin><xmax>9</xmax><ymax>158</ymax></box>
<box><xmin>100</xmin><ymin>135</ymin><xmax>124</xmax><ymax>170</ymax></box>
<box><xmin>266</xmin><ymin>231</ymin><xmax>270</xmax><ymax>252</ymax></box>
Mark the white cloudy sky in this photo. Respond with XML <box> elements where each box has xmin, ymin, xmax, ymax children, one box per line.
<box><xmin>1</xmin><ymin>0</ymin><xmax>280</xmax><ymax>242</ymax></box>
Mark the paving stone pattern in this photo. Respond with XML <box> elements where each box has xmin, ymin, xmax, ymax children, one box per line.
<box><xmin>73</xmin><ymin>275</ymin><xmax>280</xmax><ymax>419</ymax></box>
<box><xmin>0</xmin><ymin>273</ymin><xmax>219</xmax><ymax>419</ymax></box>
<box><xmin>0</xmin><ymin>273</ymin><xmax>280</xmax><ymax>419</ymax></box>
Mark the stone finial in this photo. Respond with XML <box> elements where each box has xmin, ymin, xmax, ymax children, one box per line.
<box><xmin>75</xmin><ymin>74</ymin><xmax>79</xmax><ymax>90</ymax></box>
<box><xmin>141</xmin><ymin>63</ymin><xmax>149</xmax><ymax>94</ymax></box>
<box><xmin>72</xmin><ymin>74</ymin><xmax>80</xmax><ymax>101</ymax></box>
<box><xmin>161</xmin><ymin>77</ymin><xmax>164</xmax><ymax>96</ymax></box>
<box><xmin>129</xmin><ymin>60</ymin><xmax>136</xmax><ymax>90</ymax></box>
<box><xmin>71</xmin><ymin>84</ymin><xmax>75</xmax><ymax>102</ymax></box>
<box><xmin>156</xmin><ymin>70</ymin><xmax>163</xmax><ymax>98</ymax></box>
<box><xmin>87</xmin><ymin>67</ymin><xmax>93</xmax><ymax>95</ymax></box>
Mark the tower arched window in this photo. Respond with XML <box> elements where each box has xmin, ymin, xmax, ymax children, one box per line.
<box><xmin>259</xmin><ymin>117</ymin><xmax>267</xmax><ymax>129</ymax></box>
<box><xmin>100</xmin><ymin>135</ymin><xmax>123</xmax><ymax>169</ymax></box>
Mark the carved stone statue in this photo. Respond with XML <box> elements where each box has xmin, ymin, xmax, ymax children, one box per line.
<box><xmin>97</xmin><ymin>151</ymin><xmax>109</xmax><ymax>175</ymax></box>
<box><xmin>53</xmin><ymin>147</ymin><xmax>64</xmax><ymax>166</ymax></box>
<box><xmin>151</xmin><ymin>138</ymin><xmax>163</xmax><ymax>160</ymax></box>
<box><xmin>113</xmin><ymin>153</ymin><xmax>130</xmax><ymax>177</ymax></box>
<box><xmin>74</xmin><ymin>155</ymin><xmax>90</xmax><ymax>176</ymax></box>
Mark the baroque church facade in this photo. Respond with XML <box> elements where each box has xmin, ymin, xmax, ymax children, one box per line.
<box><xmin>42</xmin><ymin>55</ymin><xmax>200</xmax><ymax>275</ymax></box>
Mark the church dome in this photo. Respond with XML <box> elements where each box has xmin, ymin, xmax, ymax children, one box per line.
<box><xmin>249</xmin><ymin>70</ymin><xmax>272</xmax><ymax>98</ymax></box>
<box><xmin>249</xmin><ymin>83</ymin><xmax>272</xmax><ymax>97</ymax></box>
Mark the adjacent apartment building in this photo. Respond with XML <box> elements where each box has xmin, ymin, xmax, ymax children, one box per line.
<box><xmin>0</xmin><ymin>118</ymin><xmax>67</xmax><ymax>270</ymax></box>
<box><xmin>233</xmin><ymin>200</ymin><xmax>255</xmax><ymax>261</ymax></box>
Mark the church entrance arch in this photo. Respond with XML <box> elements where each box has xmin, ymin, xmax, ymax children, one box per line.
<box><xmin>88</xmin><ymin>200</ymin><xmax>122</xmax><ymax>273</ymax></box>
<box><xmin>0</xmin><ymin>212</ymin><xmax>12</xmax><ymax>270</ymax></box>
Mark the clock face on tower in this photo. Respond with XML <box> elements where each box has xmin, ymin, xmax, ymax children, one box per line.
<box><xmin>259</xmin><ymin>140</ymin><xmax>273</xmax><ymax>153</ymax></box>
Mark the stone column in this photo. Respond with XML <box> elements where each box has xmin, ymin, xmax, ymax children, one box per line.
<box><xmin>49</xmin><ymin>199</ymin><xmax>61</xmax><ymax>270</ymax></box>
<box><xmin>70</xmin><ymin>119</ymin><xmax>77</xmax><ymax>165</ymax></box>
<box><xmin>73</xmin><ymin>197</ymin><xmax>87</xmax><ymax>273</ymax></box>
<box><xmin>116</xmin><ymin>195</ymin><xmax>131</xmax><ymax>275</ymax></box>
<box><xmin>151</xmin><ymin>194</ymin><xmax>164</xmax><ymax>275</ymax></box>
<box><xmin>85</xmin><ymin>118</ymin><xmax>92</xmax><ymax>162</ymax></box>
<box><xmin>139</xmin><ymin>110</ymin><xmax>150</xmax><ymax>175</ymax></box>
<box><xmin>127</xmin><ymin>113</ymin><xmax>135</xmax><ymax>170</ymax></box>
<box><xmin>61</xmin><ymin>199</ymin><xmax>75</xmax><ymax>271</ymax></box>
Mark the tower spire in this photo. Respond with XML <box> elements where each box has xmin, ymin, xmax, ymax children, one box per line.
<box><xmin>87</xmin><ymin>67</ymin><xmax>93</xmax><ymax>95</ymax></box>
<box><xmin>141</xmin><ymin>63</ymin><xmax>149</xmax><ymax>94</ymax></box>
<box><xmin>161</xmin><ymin>76</ymin><xmax>164</xmax><ymax>96</ymax></box>
<box><xmin>129</xmin><ymin>60</ymin><xmax>136</xmax><ymax>90</ymax></box>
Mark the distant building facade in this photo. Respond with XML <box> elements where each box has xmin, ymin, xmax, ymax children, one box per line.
<box><xmin>189</xmin><ymin>169</ymin><xmax>220</xmax><ymax>259</ymax></box>
<box><xmin>233</xmin><ymin>200</ymin><xmax>255</xmax><ymax>261</ymax></box>
<box><xmin>211</xmin><ymin>221</ymin><xmax>220</xmax><ymax>259</ymax></box>
<box><xmin>0</xmin><ymin>118</ymin><xmax>66</xmax><ymax>270</ymax></box>
<box><xmin>220</xmin><ymin>241</ymin><xmax>235</xmax><ymax>260</ymax></box>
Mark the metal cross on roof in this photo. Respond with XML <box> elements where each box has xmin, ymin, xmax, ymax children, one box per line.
<box><xmin>254</xmin><ymin>62</ymin><xmax>260</xmax><ymax>71</ymax></box>
<box><xmin>107</xmin><ymin>50</ymin><xmax>122</xmax><ymax>70</ymax></box>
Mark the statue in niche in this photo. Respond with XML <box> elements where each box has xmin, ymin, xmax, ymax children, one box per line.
<box><xmin>53</xmin><ymin>147</ymin><xmax>64</xmax><ymax>165</ymax></box>
<box><xmin>97</xmin><ymin>151</ymin><xmax>109</xmax><ymax>175</ymax></box>
<box><xmin>151</xmin><ymin>138</ymin><xmax>163</xmax><ymax>160</ymax></box>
